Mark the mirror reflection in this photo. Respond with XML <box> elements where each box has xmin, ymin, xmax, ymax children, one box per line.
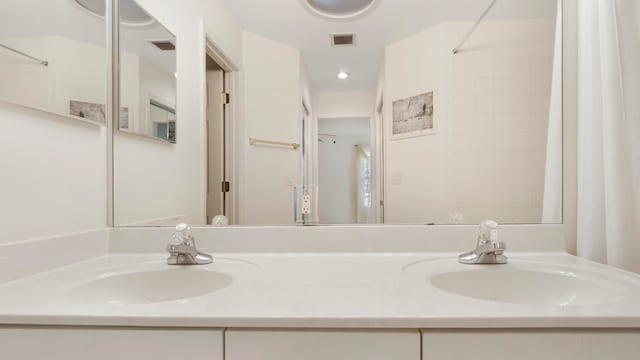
<box><xmin>113</xmin><ymin>0</ymin><xmax>561</xmax><ymax>227</ymax></box>
<box><xmin>117</xmin><ymin>1</ymin><xmax>176</xmax><ymax>143</ymax></box>
<box><xmin>0</xmin><ymin>0</ymin><xmax>107</xmax><ymax>123</ymax></box>
<box><xmin>113</xmin><ymin>0</ymin><xmax>177</xmax><ymax>226</ymax></box>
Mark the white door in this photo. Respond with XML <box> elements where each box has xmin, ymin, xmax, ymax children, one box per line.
<box><xmin>206</xmin><ymin>69</ymin><xmax>225</xmax><ymax>223</ymax></box>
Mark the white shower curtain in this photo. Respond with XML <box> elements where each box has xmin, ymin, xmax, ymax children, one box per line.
<box><xmin>576</xmin><ymin>0</ymin><xmax>640</xmax><ymax>272</ymax></box>
<box><xmin>541</xmin><ymin>0</ymin><xmax>564</xmax><ymax>224</ymax></box>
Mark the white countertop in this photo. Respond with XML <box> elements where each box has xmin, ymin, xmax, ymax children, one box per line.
<box><xmin>1</xmin><ymin>252</ymin><xmax>640</xmax><ymax>329</ymax></box>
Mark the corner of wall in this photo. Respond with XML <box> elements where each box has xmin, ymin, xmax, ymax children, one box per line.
<box><xmin>562</xmin><ymin>0</ymin><xmax>578</xmax><ymax>255</ymax></box>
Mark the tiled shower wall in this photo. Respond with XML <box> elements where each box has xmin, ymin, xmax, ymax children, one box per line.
<box><xmin>448</xmin><ymin>19</ymin><xmax>556</xmax><ymax>224</ymax></box>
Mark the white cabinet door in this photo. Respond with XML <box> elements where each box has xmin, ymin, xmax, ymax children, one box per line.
<box><xmin>0</xmin><ymin>327</ymin><xmax>224</xmax><ymax>360</ymax></box>
<box><xmin>225</xmin><ymin>329</ymin><xmax>420</xmax><ymax>360</ymax></box>
<box><xmin>422</xmin><ymin>330</ymin><xmax>640</xmax><ymax>360</ymax></box>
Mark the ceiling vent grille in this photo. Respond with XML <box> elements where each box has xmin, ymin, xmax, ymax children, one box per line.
<box><xmin>332</xmin><ymin>33</ymin><xmax>355</xmax><ymax>46</ymax></box>
<box><xmin>150</xmin><ymin>40</ymin><xmax>175</xmax><ymax>51</ymax></box>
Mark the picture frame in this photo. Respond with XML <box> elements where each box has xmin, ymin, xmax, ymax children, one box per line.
<box><xmin>391</xmin><ymin>91</ymin><xmax>436</xmax><ymax>140</ymax></box>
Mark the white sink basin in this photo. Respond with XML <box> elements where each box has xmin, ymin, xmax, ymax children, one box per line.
<box><xmin>67</xmin><ymin>268</ymin><xmax>232</xmax><ymax>305</ymax></box>
<box><xmin>405</xmin><ymin>259</ymin><xmax>636</xmax><ymax>306</ymax></box>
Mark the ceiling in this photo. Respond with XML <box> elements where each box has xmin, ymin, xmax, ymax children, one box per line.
<box><xmin>0</xmin><ymin>0</ymin><xmax>175</xmax><ymax>74</ymax></box>
<box><xmin>225</xmin><ymin>0</ymin><xmax>557</xmax><ymax>92</ymax></box>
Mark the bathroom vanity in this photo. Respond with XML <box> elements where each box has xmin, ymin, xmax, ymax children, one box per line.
<box><xmin>1</xmin><ymin>226</ymin><xmax>639</xmax><ymax>360</ymax></box>
<box><xmin>2</xmin><ymin>0</ymin><xmax>638</xmax><ymax>359</ymax></box>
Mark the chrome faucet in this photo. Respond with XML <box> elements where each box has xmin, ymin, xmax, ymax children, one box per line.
<box><xmin>166</xmin><ymin>223</ymin><xmax>213</xmax><ymax>265</ymax></box>
<box><xmin>458</xmin><ymin>220</ymin><xmax>507</xmax><ymax>265</ymax></box>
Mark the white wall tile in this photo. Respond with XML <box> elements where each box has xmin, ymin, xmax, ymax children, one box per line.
<box><xmin>513</xmin><ymin>186</ymin><xmax>533</xmax><ymax>207</ymax></box>
<box><xmin>451</xmin><ymin>96</ymin><xmax>476</xmax><ymax>115</ymax></box>
<box><xmin>452</xmin><ymin>75</ymin><xmax>475</xmax><ymax>96</ymax></box>
<box><xmin>493</xmin><ymin>96</ymin><xmax>514</xmax><ymax>114</ymax></box>
<box><xmin>452</xmin><ymin>151</ymin><xmax>477</xmax><ymax>170</ymax></box>
<box><xmin>530</xmin><ymin>95</ymin><xmax>551</xmax><ymax>113</ymax></box>
<box><xmin>493</xmin><ymin>77</ymin><xmax>514</xmax><ymax>95</ymax></box>
<box><xmin>453</xmin><ymin>133</ymin><xmax>476</xmax><ymax>152</ymax></box>
<box><xmin>475</xmin><ymin>56</ymin><xmax>493</xmax><ymax>77</ymax></box>
<box><xmin>476</xmin><ymin>151</ymin><xmax>512</xmax><ymax>169</ymax></box>
<box><xmin>512</xmin><ymin>132</ymin><xmax>531</xmax><ymax>151</ymax></box>
<box><xmin>512</xmin><ymin>76</ymin><xmax>532</xmax><ymax>95</ymax></box>
<box><xmin>452</xmin><ymin>115</ymin><xmax>476</xmax><ymax>133</ymax></box>
<box><xmin>443</xmin><ymin>20</ymin><xmax>553</xmax><ymax>223</ymax></box>
<box><xmin>531</xmin><ymin>187</ymin><xmax>545</xmax><ymax>208</ymax></box>
<box><xmin>531</xmin><ymin>76</ymin><xmax>551</xmax><ymax>95</ymax></box>
<box><xmin>513</xmin><ymin>96</ymin><xmax>532</xmax><ymax>114</ymax></box>
<box><xmin>492</xmin><ymin>114</ymin><xmax>514</xmax><ymax>133</ymax></box>
<box><xmin>475</xmin><ymin>77</ymin><xmax>494</xmax><ymax>95</ymax></box>
<box><xmin>513</xmin><ymin>114</ymin><xmax>532</xmax><ymax>132</ymax></box>
<box><xmin>476</xmin><ymin>95</ymin><xmax>494</xmax><ymax>114</ymax></box>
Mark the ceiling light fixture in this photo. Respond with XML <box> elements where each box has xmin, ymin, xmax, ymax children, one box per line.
<box><xmin>337</xmin><ymin>71</ymin><xmax>349</xmax><ymax>79</ymax></box>
<box><xmin>304</xmin><ymin>0</ymin><xmax>377</xmax><ymax>20</ymax></box>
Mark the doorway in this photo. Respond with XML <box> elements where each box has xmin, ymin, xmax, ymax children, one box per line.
<box><xmin>205</xmin><ymin>55</ymin><xmax>227</xmax><ymax>224</ymax></box>
<box><xmin>201</xmin><ymin>22</ymin><xmax>240</xmax><ymax>225</ymax></box>
<box><xmin>317</xmin><ymin>117</ymin><xmax>373</xmax><ymax>224</ymax></box>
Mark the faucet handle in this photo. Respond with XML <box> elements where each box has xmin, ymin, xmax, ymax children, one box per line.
<box><xmin>478</xmin><ymin>220</ymin><xmax>498</xmax><ymax>244</ymax></box>
<box><xmin>172</xmin><ymin>223</ymin><xmax>195</xmax><ymax>246</ymax></box>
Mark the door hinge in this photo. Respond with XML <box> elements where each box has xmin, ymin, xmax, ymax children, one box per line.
<box><xmin>221</xmin><ymin>92</ymin><xmax>230</xmax><ymax>105</ymax></box>
<box><xmin>221</xmin><ymin>181</ymin><xmax>230</xmax><ymax>193</ymax></box>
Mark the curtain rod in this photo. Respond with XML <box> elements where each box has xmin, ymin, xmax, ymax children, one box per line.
<box><xmin>0</xmin><ymin>43</ymin><xmax>48</xmax><ymax>66</ymax></box>
<box><xmin>452</xmin><ymin>0</ymin><xmax>499</xmax><ymax>55</ymax></box>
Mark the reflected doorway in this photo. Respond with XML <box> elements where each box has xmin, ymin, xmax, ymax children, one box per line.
<box><xmin>206</xmin><ymin>55</ymin><xmax>227</xmax><ymax>224</ymax></box>
<box><xmin>318</xmin><ymin>117</ymin><xmax>373</xmax><ymax>224</ymax></box>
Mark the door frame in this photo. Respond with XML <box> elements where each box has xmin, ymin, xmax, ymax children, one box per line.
<box><xmin>374</xmin><ymin>90</ymin><xmax>385</xmax><ymax>224</ymax></box>
<box><xmin>199</xmin><ymin>20</ymin><xmax>240</xmax><ymax>224</ymax></box>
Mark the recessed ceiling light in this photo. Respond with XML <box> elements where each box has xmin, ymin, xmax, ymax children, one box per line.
<box><xmin>304</xmin><ymin>0</ymin><xmax>376</xmax><ymax>20</ymax></box>
<box><xmin>337</xmin><ymin>71</ymin><xmax>349</xmax><ymax>79</ymax></box>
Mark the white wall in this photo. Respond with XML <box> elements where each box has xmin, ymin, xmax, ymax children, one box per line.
<box><xmin>239</xmin><ymin>31</ymin><xmax>304</xmax><ymax>224</ymax></box>
<box><xmin>0</xmin><ymin>36</ymin><xmax>110</xmax><ymax>243</ymax></box>
<box><xmin>383</xmin><ymin>18</ymin><xmax>556</xmax><ymax>224</ymax></box>
<box><xmin>384</xmin><ymin>24</ymin><xmax>450</xmax><ymax>225</ymax></box>
<box><xmin>312</xmin><ymin>90</ymin><xmax>375</xmax><ymax>120</ymax></box>
<box><xmin>318</xmin><ymin>118</ymin><xmax>370</xmax><ymax>224</ymax></box>
<box><xmin>0</xmin><ymin>102</ymin><xmax>107</xmax><ymax>243</ymax></box>
<box><xmin>138</xmin><ymin>56</ymin><xmax>176</xmax><ymax>137</ymax></box>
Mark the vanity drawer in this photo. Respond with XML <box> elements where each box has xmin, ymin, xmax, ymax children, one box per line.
<box><xmin>0</xmin><ymin>326</ymin><xmax>224</xmax><ymax>360</ymax></box>
<box><xmin>225</xmin><ymin>329</ymin><xmax>420</xmax><ymax>360</ymax></box>
<box><xmin>421</xmin><ymin>329</ymin><xmax>640</xmax><ymax>360</ymax></box>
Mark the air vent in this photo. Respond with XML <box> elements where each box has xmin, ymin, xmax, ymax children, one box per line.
<box><xmin>331</xmin><ymin>33</ymin><xmax>355</xmax><ymax>46</ymax></box>
<box><xmin>150</xmin><ymin>40</ymin><xmax>175</xmax><ymax>51</ymax></box>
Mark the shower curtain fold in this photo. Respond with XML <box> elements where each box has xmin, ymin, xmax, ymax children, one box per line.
<box><xmin>542</xmin><ymin>0</ymin><xmax>564</xmax><ymax>224</ymax></box>
<box><xmin>576</xmin><ymin>0</ymin><xmax>640</xmax><ymax>272</ymax></box>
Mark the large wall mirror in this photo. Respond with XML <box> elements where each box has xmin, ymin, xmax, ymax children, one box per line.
<box><xmin>0</xmin><ymin>0</ymin><xmax>107</xmax><ymax>123</ymax></box>
<box><xmin>111</xmin><ymin>0</ymin><xmax>562</xmax><ymax>227</ymax></box>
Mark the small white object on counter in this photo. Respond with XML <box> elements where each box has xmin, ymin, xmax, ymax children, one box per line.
<box><xmin>210</xmin><ymin>215</ymin><xmax>229</xmax><ymax>226</ymax></box>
